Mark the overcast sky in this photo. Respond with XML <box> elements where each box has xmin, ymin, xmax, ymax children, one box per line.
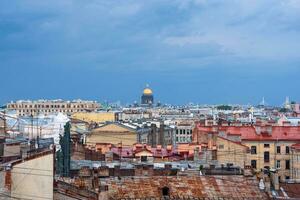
<box><xmin>1</xmin><ymin>0</ymin><xmax>300</xmax><ymax>105</ymax></box>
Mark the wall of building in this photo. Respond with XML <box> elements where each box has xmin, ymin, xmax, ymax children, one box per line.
<box><xmin>175</xmin><ymin>125</ymin><xmax>193</xmax><ymax>144</ymax></box>
<box><xmin>72</xmin><ymin>112</ymin><xmax>116</xmax><ymax>123</ymax></box>
<box><xmin>0</xmin><ymin>117</ymin><xmax>5</xmax><ymax>136</ymax></box>
<box><xmin>0</xmin><ymin>168</ymin><xmax>10</xmax><ymax>199</ymax></box>
<box><xmin>3</xmin><ymin>143</ymin><xmax>21</xmax><ymax>157</ymax></box>
<box><xmin>10</xmin><ymin>152</ymin><xmax>54</xmax><ymax>200</ymax></box>
<box><xmin>243</xmin><ymin>141</ymin><xmax>293</xmax><ymax>181</ymax></box>
<box><xmin>7</xmin><ymin>100</ymin><xmax>99</xmax><ymax>116</ymax></box>
<box><xmin>216</xmin><ymin>137</ymin><xmax>248</xmax><ymax>167</ymax></box>
<box><xmin>119</xmin><ymin>112</ymin><xmax>151</xmax><ymax>121</ymax></box>
<box><xmin>291</xmin><ymin>147</ymin><xmax>300</xmax><ymax>180</ymax></box>
<box><xmin>86</xmin><ymin>124</ymin><xmax>137</xmax><ymax>146</ymax></box>
<box><xmin>86</xmin><ymin>132</ymin><xmax>137</xmax><ymax>146</ymax></box>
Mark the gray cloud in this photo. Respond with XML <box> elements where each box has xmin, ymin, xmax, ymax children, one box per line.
<box><xmin>0</xmin><ymin>0</ymin><xmax>300</xmax><ymax>72</ymax></box>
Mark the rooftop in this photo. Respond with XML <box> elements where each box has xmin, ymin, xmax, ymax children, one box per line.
<box><xmin>103</xmin><ymin>176</ymin><xmax>269</xmax><ymax>199</ymax></box>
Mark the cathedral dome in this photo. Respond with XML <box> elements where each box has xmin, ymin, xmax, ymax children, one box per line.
<box><xmin>143</xmin><ymin>88</ymin><xmax>153</xmax><ymax>95</ymax></box>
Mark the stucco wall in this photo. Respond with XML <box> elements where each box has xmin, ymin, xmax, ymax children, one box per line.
<box><xmin>86</xmin><ymin>132</ymin><xmax>137</xmax><ymax>146</ymax></box>
<box><xmin>11</xmin><ymin>153</ymin><xmax>53</xmax><ymax>200</ymax></box>
<box><xmin>216</xmin><ymin>137</ymin><xmax>248</xmax><ymax>167</ymax></box>
<box><xmin>72</xmin><ymin>112</ymin><xmax>115</xmax><ymax>123</ymax></box>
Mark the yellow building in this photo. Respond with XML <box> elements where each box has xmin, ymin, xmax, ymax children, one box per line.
<box><xmin>193</xmin><ymin>125</ymin><xmax>300</xmax><ymax>182</ymax></box>
<box><xmin>216</xmin><ymin>137</ymin><xmax>249</xmax><ymax>168</ymax></box>
<box><xmin>72</xmin><ymin>112</ymin><xmax>116</xmax><ymax>123</ymax></box>
<box><xmin>243</xmin><ymin>141</ymin><xmax>294</xmax><ymax>182</ymax></box>
<box><xmin>290</xmin><ymin>144</ymin><xmax>300</xmax><ymax>180</ymax></box>
<box><xmin>86</xmin><ymin>123</ymin><xmax>137</xmax><ymax>146</ymax></box>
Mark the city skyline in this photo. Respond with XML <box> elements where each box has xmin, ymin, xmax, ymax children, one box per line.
<box><xmin>1</xmin><ymin>1</ymin><xmax>300</xmax><ymax>105</ymax></box>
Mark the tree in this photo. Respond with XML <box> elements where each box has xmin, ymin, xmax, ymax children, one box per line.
<box><xmin>216</xmin><ymin>105</ymin><xmax>232</xmax><ymax>110</ymax></box>
<box><xmin>56</xmin><ymin>122</ymin><xmax>71</xmax><ymax>177</ymax></box>
<box><xmin>279</xmin><ymin>108</ymin><xmax>289</xmax><ymax>113</ymax></box>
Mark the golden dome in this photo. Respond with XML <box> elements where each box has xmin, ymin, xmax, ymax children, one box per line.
<box><xmin>143</xmin><ymin>88</ymin><xmax>153</xmax><ymax>95</ymax></box>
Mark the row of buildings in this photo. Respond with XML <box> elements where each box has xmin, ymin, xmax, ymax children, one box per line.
<box><xmin>2</xmin><ymin>90</ymin><xmax>300</xmax><ymax>199</ymax></box>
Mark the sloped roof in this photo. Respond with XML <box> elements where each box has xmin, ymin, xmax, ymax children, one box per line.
<box><xmin>196</xmin><ymin>124</ymin><xmax>300</xmax><ymax>141</ymax></box>
<box><xmin>92</xmin><ymin>122</ymin><xmax>137</xmax><ymax>133</ymax></box>
<box><xmin>105</xmin><ymin>176</ymin><xmax>268</xmax><ymax>199</ymax></box>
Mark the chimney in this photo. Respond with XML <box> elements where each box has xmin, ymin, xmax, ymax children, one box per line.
<box><xmin>255</xmin><ymin>126</ymin><xmax>261</xmax><ymax>135</ymax></box>
<box><xmin>166</xmin><ymin>145</ymin><xmax>172</xmax><ymax>153</ymax></box>
<box><xmin>157</xmin><ymin>145</ymin><xmax>162</xmax><ymax>151</ymax></box>
<box><xmin>266</xmin><ymin>125</ymin><xmax>273</xmax><ymax>136</ymax></box>
<box><xmin>194</xmin><ymin>147</ymin><xmax>200</xmax><ymax>161</ymax></box>
<box><xmin>270</xmin><ymin>171</ymin><xmax>279</xmax><ymax>191</ymax></box>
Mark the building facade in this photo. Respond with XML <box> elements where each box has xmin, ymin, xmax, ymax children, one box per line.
<box><xmin>291</xmin><ymin>143</ymin><xmax>300</xmax><ymax>180</ymax></box>
<box><xmin>72</xmin><ymin>112</ymin><xmax>116</xmax><ymax>123</ymax></box>
<box><xmin>7</xmin><ymin>99</ymin><xmax>100</xmax><ymax>116</ymax></box>
<box><xmin>175</xmin><ymin>122</ymin><xmax>194</xmax><ymax>144</ymax></box>
<box><xmin>193</xmin><ymin>124</ymin><xmax>300</xmax><ymax>182</ymax></box>
<box><xmin>86</xmin><ymin>123</ymin><xmax>138</xmax><ymax>146</ymax></box>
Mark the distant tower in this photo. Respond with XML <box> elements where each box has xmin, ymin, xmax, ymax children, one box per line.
<box><xmin>284</xmin><ymin>96</ymin><xmax>291</xmax><ymax>109</ymax></box>
<box><xmin>141</xmin><ymin>84</ymin><xmax>154</xmax><ymax>106</ymax></box>
<box><xmin>259</xmin><ymin>97</ymin><xmax>267</xmax><ymax>107</ymax></box>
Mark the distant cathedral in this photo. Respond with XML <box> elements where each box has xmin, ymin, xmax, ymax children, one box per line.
<box><xmin>141</xmin><ymin>84</ymin><xmax>154</xmax><ymax>106</ymax></box>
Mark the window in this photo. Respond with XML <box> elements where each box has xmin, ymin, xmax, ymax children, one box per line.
<box><xmin>286</xmin><ymin>146</ymin><xmax>290</xmax><ymax>154</ymax></box>
<box><xmin>277</xmin><ymin>146</ymin><xmax>281</xmax><ymax>154</ymax></box>
<box><xmin>218</xmin><ymin>145</ymin><xmax>224</xmax><ymax>149</ymax></box>
<box><xmin>286</xmin><ymin>176</ymin><xmax>290</xmax><ymax>180</ymax></box>
<box><xmin>251</xmin><ymin>146</ymin><xmax>257</xmax><ymax>154</ymax></box>
<box><xmin>276</xmin><ymin>160</ymin><xmax>281</xmax><ymax>169</ymax></box>
<box><xmin>162</xmin><ymin>187</ymin><xmax>170</xmax><ymax>196</ymax></box>
<box><xmin>251</xmin><ymin>160</ymin><xmax>257</xmax><ymax>169</ymax></box>
<box><xmin>176</xmin><ymin>137</ymin><xmax>178</xmax><ymax>142</ymax></box>
<box><xmin>286</xmin><ymin>160</ymin><xmax>290</xmax><ymax>170</ymax></box>
<box><xmin>141</xmin><ymin>156</ymin><xmax>147</xmax><ymax>162</ymax></box>
<box><xmin>264</xmin><ymin>151</ymin><xmax>270</xmax><ymax>163</ymax></box>
<box><xmin>264</xmin><ymin>144</ymin><xmax>270</xmax><ymax>148</ymax></box>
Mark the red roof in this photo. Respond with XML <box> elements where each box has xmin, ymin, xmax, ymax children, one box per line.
<box><xmin>195</xmin><ymin>124</ymin><xmax>300</xmax><ymax>141</ymax></box>
<box><xmin>291</xmin><ymin>143</ymin><xmax>300</xmax><ymax>150</ymax></box>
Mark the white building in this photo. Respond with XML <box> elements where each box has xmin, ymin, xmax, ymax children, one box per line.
<box><xmin>7</xmin><ymin>99</ymin><xmax>100</xmax><ymax>116</ymax></box>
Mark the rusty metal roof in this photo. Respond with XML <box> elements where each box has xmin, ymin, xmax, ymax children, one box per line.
<box><xmin>103</xmin><ymin>176</ymin><xmax>269</xmax><ymax>199</ymax></box>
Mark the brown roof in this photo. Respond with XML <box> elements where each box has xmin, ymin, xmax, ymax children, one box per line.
<box><xmin>104</xmin><ymin>176</ymin><xmax>269</xmax><ymax>199</ymax></box>
<box><xmin>279</xmin><ymin>183</ymin><xmax>300</xmax><ymax>198</ymax></box>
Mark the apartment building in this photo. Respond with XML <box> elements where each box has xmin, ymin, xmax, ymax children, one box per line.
<box><xmin>193</xmin><ymin>124</ymin><xmax>300</xmax><ymax>182</ymax></box>
<box><xmin>175</xmin><ymin>122</ymin><xmax>194</xmax><ymax>144</ymax></box>
<box><xmin>7</xmin><ymin>99</ymin><xmax>100</xmax><ymax>116</ymax></box>
<box><xmin>291</xmin><ymin>143</ymin><xmax>300</xmax><ymax>180</ymax></box>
